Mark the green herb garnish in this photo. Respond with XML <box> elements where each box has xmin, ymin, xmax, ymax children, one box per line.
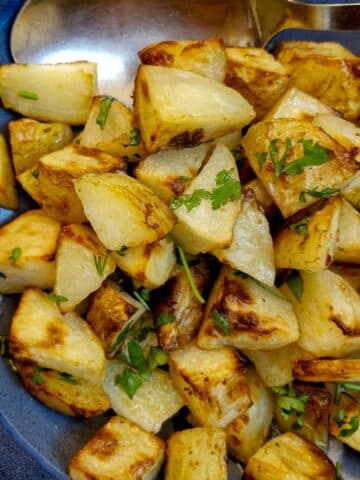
<box><xmin>283</xmin><ymin>139</ymin><xmax>332</xmax><ymax>176</ymax></box>
<box><xmin>148</xmin><ymin>347</ymin><xmax>168</xmax><ymax>371</ymax></box>
<box><xmin>271</xmin><ymin>383</ymin><xmax>309</xmax><ymax>430</ymax></box>
<box><xmin>115</xmin><ymin>368</ymin><xmax>143</xmax><ymax>399</ymax></box>
<box><xmin>177</xmin><ymin>246</ymin><xmax>205</xmax><ymax>304</ymax></box>
<box><xmin>286</xmin><ymin>271</ymin><xmax>303</xmax><ymax>303</ymax></box>
<box><xmin>0</xmin><ymin>336</ymin><xmax>6</xmax><ymax>356</ymax></box>
<box><xmin>133</xmin><ymin>288</ymin><xmax>151</xmax><ymax>311</ymax></box>
<box><xmin>170</xmin><ymin>188</ymin><xmax>211</xmax><ymax>212</ymax></box>
<box><xmin>336</xmin><ymin>461</ymin><xmax>344</xmax><ymax>480</ymax></box>
<box><xmin>334</xmin><ymin>409</ymin><xmax>360</xmax><ymax>437</ymax></box>
<box><xmin>48</xmin><ymin>292</ymin><xmax>68</xmax><ymax>303</ymax></box>
<box><xmin>178</xmin><ymin>175</ymin><xmax>193</xmax><ymax>181</ymax></box>
<box><xmin>289</xmin><ymin>216</ymin><xmax>309</xmax><ymax>236</ymax></box>
<box><xmin>32</xmin><ymin>367</ymin><xmax>45</xmax><ymax>385</ymax></box>
<box><xmin>58</xmin><ymin>372</ymin><xmax>77</xmax><ymax>385</ymax></box>
<box><xmin>129</xmin><ymin>128</ymin><xmax>141</xmax><ymax>146</ymax></box>
<box><xmin>155</xmin><ymin>313</ymin><xmax>176</xmax><ymax>326</ymax></box>
<box><xmin>32</xmin><ymin>170</ymin><xmax>40</xmax><ymax>179</ymax></box>
<box><xmin>256</xmin><ymin>151</ymin><xmax>267</xmax><ymax>170</ymax></box>
<box><xmin>299</xmin><ymin>186</ymin><xmax>340</xmax><ymax>204</ymax></box>
<box><xmin>212</xmin><ymin>309</ymin><xmax>231</xmax><ymax>336</ymax></box>
<box><xmin>18</xmin><ymin>90</ymin><xmax>38</xmax><ymax>100</ymax></box>
<box><xmin>334</xmin><ymin>383</ymin><xmax>360</xmax><ymax>405</ymax></box>
<box><xmin>127</xmin><ymin>340</ymin><xmax>149</xmax><ymax>374</ymax></box>
<box><xmin>96</xmin><ymin>96</ymin><xmax>115</xmax><ymax>130</ymax></box>
<box><xmin>9</xmin><ymin>247</ymin><xmax>22</xmax><ymax>265</ymax></box>
<box><xmin>93</xmin><ymin>254</ymin><xmax>108</xmax><ymax>276</ymax></box>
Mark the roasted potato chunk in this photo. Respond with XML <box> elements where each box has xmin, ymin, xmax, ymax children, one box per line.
<box><xmin>334</xmin><ymin>199</ymin><xmax>360</xmax><ymax>263</ymax></box>
<box><xmin>165</xmin><ymin>427</ymin><xmax>227</xmax><ymax>480</ymax></box>
<box><xmin>198</xmin><ymin>267</ymin><xmax>298</xmax><ymax>351</ymax></box>
<box><xmin>9</xmin><ymin>118</ymin><xmax>73</xmax><ymax>174</ymax></box>
<box><xmin>241</xmin><ymin>118</ymin><xmax>358</xmax><ymax>218</ymax></box>
<box><xmin>113</xmin><ymin>237</ymin><xmax>176</xmax><ymax>289</ymax></box>
<box><xmin>273</xmin><ymin>383</ymin><xmax>331</xmax><ymax>450</ymax></box>
<box><xmin>9</xmin><ymin>288</ymin><xmax>106</xmax><ymax>384</ymax></box>
<box><xmin>243</xmin><ymin>177</ymin><xmax>278</xmax><ymax>222</ymax></box>
<box><xmin>243</xmin><ymin>432</ymin><xmax>336</xmax><ymax>480</ymax></box>
<box><xmin>18</xmin><ymin>144</ymin><xmax>125</xmax><ymax>224</ymax></box>
<box><xmin>226</xmin><ymin>367</ymin><xmax>274</xmax><ymax>462</ymax></box>
<box><xmin>293</xmin><ymin>359</ymin><xmax>360</xmax><ymax>383</ymax></box>
<box><xmin>153</xmin><ymin>257</ymin><xmax>209</xmax><ymax>351</ymax></box>
<box><xmin>15</xmin><ymin>360</ymin><xmax>110</xmax><ymax>417</ymax></box>
<box><xmin>171</xmin><ymin>143</ymin><xmax>241</xmax><ymax>254</ymax></box>
<box><xmin>243</xmin><ymin>343</ymin><xmax>314</xmax><ymax>387</ymax></box>
<box><xmin>281</xmin><ymin>270</ymin><xmax>360</xmax><ymax>357</ymax></box>
<box><xmin>276</xmin><ymin>41</ymin><xmax>360</xmax><ymax>122</ymax></box>
<box><xmin>87</xmin><ymin>280</ymin><xmax>146</xmax><ymax>358</ymax></box>
<box><xmin>329</xmin><ymin>387</ymin><xmax>360</xmax><ymax>452</ymax></box>
<box><xmin>0</xmin><ymin>210</ymin><xmax>60</xmax><ymax>294</ymax></box>
<box><xmin>263</xmin><ymin>87</ymin><xmax>335</xmax><ymax>122</ymax></box>
<box><xmin>80</xmin><ymin>96</ymin><xmax>146</xmax><ymax>161</ymax></box>
<box><xmin>69</xmin><ymin>416</ymin><xmax>165</xmax><ymax>480</ymax></box>
<box><xmin>134</xmin><ymin>144</ymin><xmax>208</xmax><ymax>204</ymax></box>
<box><xmin>212</xmin><ymin>189</ymin><xmax>275</xmax><ymax>286</ymax></box>
<box><xmin>274</xmin><ymin>197</ymin><xmax>342</xmax><ymax>271</ymax></box>
<box><xmin>104</xmin><ymin>360</ymin><xmax>184</xmax><ymax>433</ymax></box>
<box><xmin>139</xmin><ymin>38</ymin><xmax>226</xmax><ymax>82</ymax></box>
<box><xmin>342</xmin><ymin>170</ymin><xmax>360</xmax><ymax>210</ymax></box>
<box><xmin>0</xmin><ymin>62</ymin><xmax>97</xmax><ymax>125</ymax></box>
<box><xmin>134</xmin><ymin>65</ymin><xmax>255</xmax><ymax>152</ymax></box>
<box><xmin>225</xmin><ymin>47</ymin><xmax>289</xmax><ymax>119</ymax></box>
<box><xmin>330</xmin><ymin>264</ymin><xmax>360</xmax><ymax>295</ymax></box>
<box><xmin>55</xmin><ymin>224</ymin><xmax>116</xmax><ymax>312</ymax></box>
<box><xmin>74</xmin><ymin>172</ymin><xmax>175</xmax><ymax>250</ymax></box>
<box><xmin>169</xmin><ymin>343</ymin><xmax>251</xmax><ymax>428</ymax></box>
<box><xmin>0</xmin><ymin>134</ymin><xmax>18</xmax><ymax>210</ymax></box>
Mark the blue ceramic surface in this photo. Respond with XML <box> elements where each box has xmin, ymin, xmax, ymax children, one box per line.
<box><xmin>0</xmin><ymin>1</ymin><xmax>359</xmax><ymax>479</ymax></box>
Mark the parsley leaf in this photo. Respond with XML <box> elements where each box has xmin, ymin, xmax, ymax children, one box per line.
<box><xmin>32</xmin><ymin>170</ymin><xmax>40</xmax><ymax>179</ymax></box>
<box><xmin>147</xmin><ymin>347</ymin><xmax>168</xmax><ymax>371</ymax></box>
<box><xmin>127</xmin><ymin>340</ymin><xmax>149</xmax><ymax>374</ymax></box>
<box><xmin>334</xmin><ymin>382</ymin><xmax>360</xmax><ymax>405</ymax></box>
<box><xmin>110</xmin><ymin>321</ymin><xmax>134</xmax><ymax>354</ymax></box>
<box><xmin>289</xmin><ymin>216</ymin><xmax>309</xmax><ymax>236</ymax></box>
<box><xmin>133</xmin><ymin>289</ymin><xmax>151</xmax><ymax>311</ymax></box>
<box><xmin>271</xmin><ymin>383</ymin><xmax>309</xmax><ymax>429</ymax></box>
<box><xmin>334</xmin><ymin>408</ymin><xmax>360</xmax><ymax>437</ymax></box>
<box><xmin>286</xmin><ymin>271</ymin><xmax>303</xmax><ymax>303</ymax></box>
<box><xmin>212</xmin><ymin>309</ymin><xmax>231</xmax><ymax>336</ymax></box>
<box><xmin>269</xmin><ymin>137</ymin><xmax>292</xmax><ymax>181</ymax></box>
<box><xmin>93</xmin><ymin>254</ymin><xmax>108</xmax><ymax>276</ymax></box>
<box><xmin>115</xmin><ymin>368</ymin><xmax>143</xmax><ymax>399</ymax></box>
<box><xmin>129</xmin><ymin>128</ymin><xmax>141</xmax><ymax>146</ymax></box>
<box><xmin>211</xmin><ymin>168</ymin><xmax>241</xmax><ymax>210</ymax></box>
<box><xmin>283</xmin><ymin>139</ymin><xmax>331</xmax><ymax>176</ymax></box>
<box><xmin>9</xmin><ymin>247</ymin><xmax>22</xmax><ymax>265</ymax></box>
<box><xmin>58</xmin><ymin>372</ymin><xmax>77</xmax><ymax>385</ymax></box>
<box><xmin>177</xmin><ymin>246</ymin><xmax>205</xmax><ymax>304</ymax></box>
<box><xmin>256</xmin><ymin>151</ymin><xmax>267</xmax><ymax>170</ymax></box>
<box><xmin>96</xmin><ymin>96</ymin><xmax>115</xmax><ymax>130</ymax></box>
<box><xmin>18</xmin><ymin>90</ymin><xmax>38</xmax><ymax>100</ymax></box>
<box><xmin>170</xmin><ymin>188</ymin><xmax>211</xmax><ymax>212</ymax></box>
<box><xmin>48</xmin><ymin>292</ymin><xmax>68</xmax><ymax>303</ymax></box>
<box><xmin>156</xmin><ymin>313</ymin><xmax>176</xmax><ymax>326</ymax></box>
<box><xmin>299</xmin><ymin>186</ymin><xmax>340</xmax><ymax>203</ymax></box>
<box><xmin>0</xmin><ymin>336</ymin><xmax>6</xmax><ymax>356</ymax></box>
<box><xmin>32</xmin><ymin>367</ymin><xmax>45</xmax><ymax>385</ymax></box>
<box><xmin>336</xmin><ymin>461</ymin><xmax>344</xmax><ymax>480</ymax></box>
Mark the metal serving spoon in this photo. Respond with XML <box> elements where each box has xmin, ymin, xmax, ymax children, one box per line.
<box><xmin>10</xmin><ymin>0</ymin><xmax>360</xmax><ymax>104</ymax></box>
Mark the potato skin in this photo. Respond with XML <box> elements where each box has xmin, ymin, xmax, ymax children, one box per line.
<box><xmin>0</xmin><ymin>134</ymin><xmax>18</xmax><ymax>210</ymax></box>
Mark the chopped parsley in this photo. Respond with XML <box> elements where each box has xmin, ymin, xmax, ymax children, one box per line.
<box><xmin>9</xmin><ymin>247</ymin><xmax>22</xmax><ymax>265</ymax></box>
<box><xmin>334</xmin><ymin>382</ymin><xmax>360</xmax><ymax>405</ymax></box>
<box><xmin>155</xmin><ymin>313</ymin><xmax>176</xmax><ymax>326</ymax></box>
<box><xmin>127</xmin><ymin>340</ymin><xmax>149</xmax><ymax>374</ymax></box>
<box><xmin>32</xmin><ymin>367</ymin><xmax>45</xmax><ymax>385</ymax></box>
<box><xmin>147</xmin><ymin>347</ymin><xmax>168</xmax><ymax>371</ymax></box>
<box><xmin>115</xmin><ymin>368</ymin><xmax>143</xmax><ymax>399</ymax></box>
<box><xmin>299</xmin><ymin>186</ymin><xmax>340</xmax><ymax>204</ymax></box>
<box><xmin>96</xmin><ymin>96</ymin><xmax>115</xmax><ymax>130</ymax></box>
<box><xmin>256</xmin><ymin>151</ymin><xmax>267</xmax><ymax>170</ymax></box>
<box><xmin>334</xmin><ymin>408</ymin><xmax>359</xmax><ymax>437</ymax></box>
<box><xmin>48</xmin><ymin>292</ymin><xmax>68</xmax><ymax>303</ymax></box>
<box><xmin>271</xmin><ymin>383</ymin><xmax>309</xmax><ymax>430</ymax></box>
<box><xmin>177</xmin><ymin>246</ymin><xmax>205</xmax><ymax>304</ymax></box>
<box><xmin>178</xmin><ymin>175</ymin><xmax>192</xmax><ymax>181</ymax></box>
<box><xmin>170</xmin><ymin>188</ymin><xmax>211</xmax><ymax>212</ymax></box>
<box><xmin>58</xmin><ymin>373</ymin><xmax>77</xmax><ymax>385</ymax></box>
<box><xmin>18</xmin><ymin>90</ymin><xmax>38</xmax><ymax>100</ymax></box>
<box><xmin>0</xmin><ymin>336</ymin><xmax>6</xmax><ymax>356</ymax></box>
<box><xmin>336</xmin><ymin>461</ymin><xmax>344</xmax><ymax>480</ymax></box>
<box><xmin>286</xmin><ymin>271</ymin><xmax>303</xmax><ymax>303</ymax></box>
<box><xmin>133</xmin><ymin>288</ymin><xmax>151</xmax><ymax>311</ymax></box>
<box><xmin>93</xmin><ymin>254</ymin><xmax>108</xmax><ymax>277</ymax></box>
<box><xmin>212</xmin><ymin>309</ymin><xmax>231</xmax><ymax>336</ymax></box>
<box><xmin>289</xmin><ymin>216</ymin><xmax>309</xmax><ymax>236</ymax></box>
<box><xmin>129</xmin><ymin>128</ymin><xmax>141</xmax><ymax>146</ymax></box>
<box><xmin>31</xmin><ymin>170</ymin><xmax>40</xmax><ymax>179</ymax></box>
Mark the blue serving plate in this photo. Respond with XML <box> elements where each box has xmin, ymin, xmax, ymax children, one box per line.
<box><xmin>0</xmin><ymin>2</ymin><xmax>359</xmax><ymax>479</ymax></box>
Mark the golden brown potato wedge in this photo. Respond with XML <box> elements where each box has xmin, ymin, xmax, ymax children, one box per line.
<box><xmin>0</xmin><ymin>134</ymin><xmax>18</xmax><ymax>210</ymax></box>
<box><xmin>134</xmin><ymin>144</ymin><xmax>209</xmax><ymax>204</ymax></box>
<box><xmin>212</xmin><ymin>188</ymin><xmax>275</xmax><ymax>286</ymax></box>
<box><xmin>9</xmin><ymin>288</ymin><xmax>106</xmax><ymax>384</ymax></box>
<box><xmin>0</xmin><ymin>62</ymin><xmax>97</xmax><ymax>125</ymax></box>
<box><xmin>243</xmin><ymin>432</ymin><xmax>336</xmax><ymax>480</ymax></box>
<box><xmin>293</xmin><ymin>359</ymin><xmax>360</xmax><ymax>382</ymax></box>
<box><xmin>74</xmin><ymin>172</ymin><xmax>175</xmax><ymax>250</ymax></box>
<box><xmin>104</xmin><ymin>360</ymin><xmax>184</xmax><ymax>433</ymax></box>
<box><xmin>226</xmin><ymin>367</ymin><xmax>274</xmax><ymax>463</ymax></box>
<box><xmin>281</xmin><ymin>269</ymin><xmax>360</xmax><ymax>358</ymax></box>
<box><xmin>342</xmin><ymin>170</ymin><xmax>360</xmax><ymax>209</ymax></box>
<box><xmin>139</xmin><ymin>38</ymin><xmax>226</xmax><ymax>82</ymax></box>
<box><xmin>241</xmin><ymin>118</ymin><xmax>358</xmax><ymax>219</ymax></box>
<box><xmin>225</xmin><ymin>47</ymin><xmax>289</xmax><ymax>119</ymax></box>
<box><xmin>134</xmin><ymin>65</ymin><xmax>255</xmax><ymax>152</ymax></box>
<box><xmin>169</xmin><ymin>343</ymin><xmax>251</xmax><ymax>428</ymax></box>
<box><xmin>274</xmin><ymin>197</ymin><xmax>342</xmax><ymax>271</ymax></box>
<box><xmin>273</xmin><ymin>383</ymin><xmax>331</xmax><ymax>450</ymax></box>
<box><xmin>153</xmin><ymin>257</ymin><xmax>209</xmax><ymax>352</ymax></box>
<box><xmin>15</xmin><ymin>360</ymin><xmax>110</xmax><ymax>417</ymax></box>
<box><xmin>330</xmin><ymin>264</ymin><xmax>360</xmax><ymax>295</ymax></box>
<box><xmin>171</xmin><ymin>143</ymin><xmax>241</xmax><ymax>254</ymax></box>
<box><xmin>198</xmin><ymin>267</ymin><xmax>298</xmax><ymax>351</ymax></box>
<box><xmin>243</xmin><ymin>343</ymin><xmax>314</xmax><ymax>388</ymax></box>
<box><xmin>80</xmin><ymin>96</ymin><xmax>146</xmax><ymax>161</ymax></box>
<box><xmin>54</xmin><ymin>224</ymin><xmax>116</xmax><ymax>312</ymax></box>
<box><xmin>0</xmin><ymin>210</ymin><xmax>60</xmax><ymax>294</ymax></box>
<box><xmin>243</xmin><ymin>177</ymin><xmax>278</xmax><ymax>222</ymax></box>
<box><xmin>165</xmin><ymin>427</ymin><xmax>227</xmax><ymax>480</ymax></box>
<box><xmin>86</xmin><ymin>280</ymin><xmax>146</xmax><ymax>358</ymax></box>
<box><xmin>334</xmin><ymin>199</ymin><xmax>360</xmax><ymax>263</ymax></box>
<box><xmin>113</xmin><ymin>237</ymin><xmax>176</xmax><ymax>289</ymax></box>
<box><xmin>263</xmin><ymin>87</ymin><xmax>335</xmax><ymax>122</ymax></box>
<box><xmin>276</xmin><ymin>41</ymin><xmax>360</xmax><ymax>122</ymax></box>
<box><xmin>69</xmin><ymin>416</ymin><xmax>165</xmax><ymax>480</ymax></box>
<box><xmin>329</xmin><ymin>387</ymin><xmax>360</xmax><ymax>452</ymax></box>
<box><xmin>9</xmin><ymin>118</ymin><xmax>73</xmax><ymax>174</ymax></box>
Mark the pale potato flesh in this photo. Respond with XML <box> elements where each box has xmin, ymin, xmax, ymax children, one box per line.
<box><xmin>334</xmin><ymin>199</ymin><xmax>360</xmax><ymax>263</ymax></box>
<box><xmin>329</xmin><ymin>389</ymin><xmax>360</xmax><ymax>452</ymax></box>
<box><xmin>0</xmin><ymin>134</ymin><xmax>18</xmax><ymax>210</ymax></box>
